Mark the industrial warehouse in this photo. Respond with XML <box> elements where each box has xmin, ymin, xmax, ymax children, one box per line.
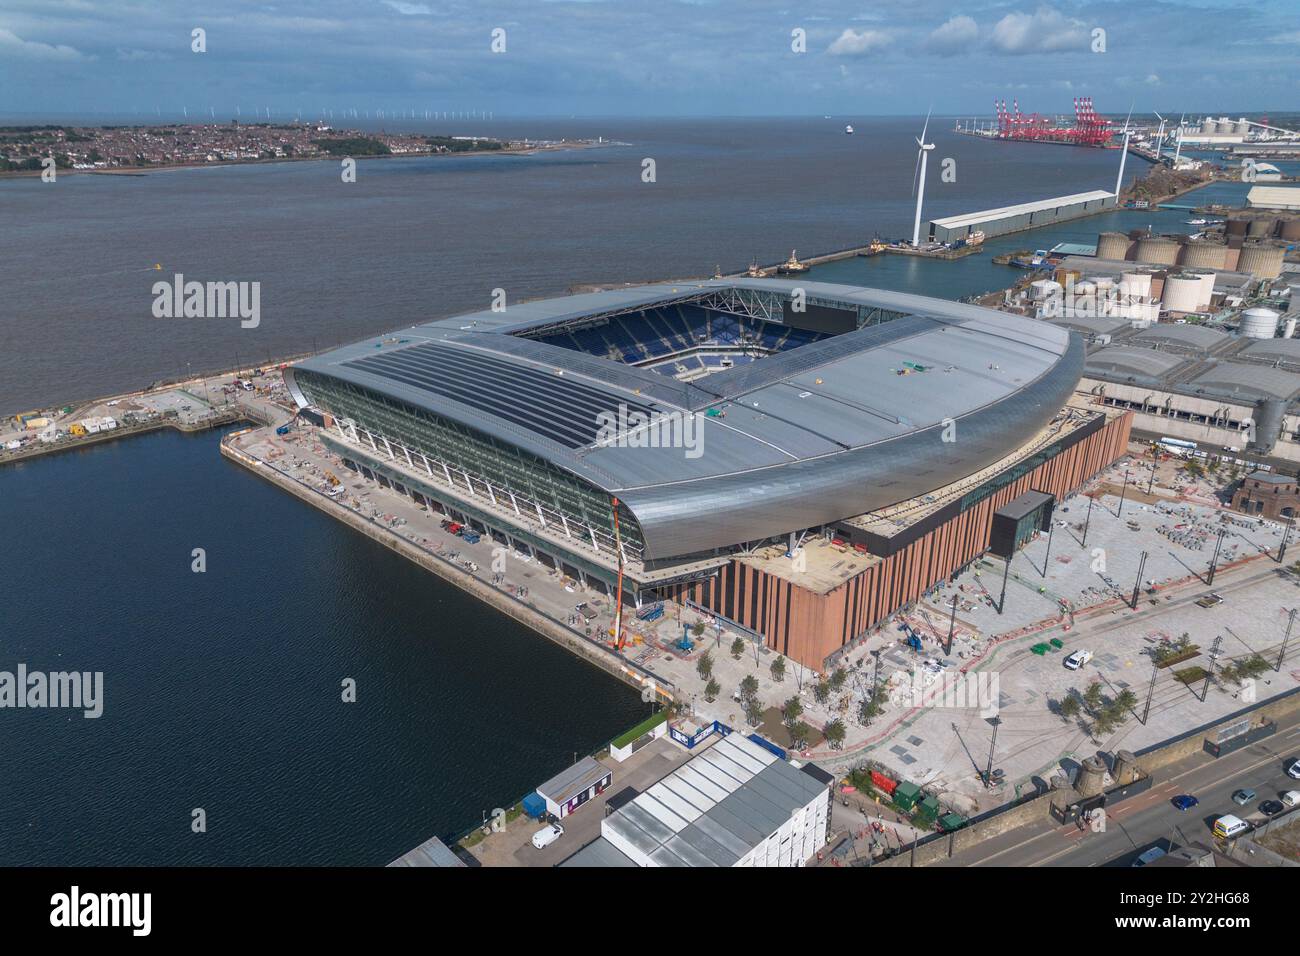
<box><xmin>285</xmin><ymin>278</ymin><xmax>1130</xmax><ymax>670</ymax></box>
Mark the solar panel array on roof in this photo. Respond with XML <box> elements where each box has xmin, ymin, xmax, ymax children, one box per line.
<box><xmin>343</xmin><ymin>342</ymin><xmax>662</xmax><ymax>449</ymax></box>
<box><xmin>601</xmin><ymin>734</ymin><xmax>826</xmax><ymax>867</ymax></box>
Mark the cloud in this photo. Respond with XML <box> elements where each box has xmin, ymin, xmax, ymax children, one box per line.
<box><xmin>1145</xmin><ymin>73</ymin><xmax>1161</xmax><ymax>86</ymax></box>
<box><xmin>925</xmin><ymin>16</ymin><xmax>980</xmax><ymax>54</ymax></box>
<box><xmin>0</xmin><ymin>27</ymin><xmax>87</xmax><ymax>61</ymax></box>
<box><xmin>989</xmin><ymin>7</ymin><xmax>1089</xmax><ymax>55</ymax></box>
<box><xmin>381</xmin><ymin>1</ymin><xmax>433</xmax><ymax>14</ymax></box>
<box><xmin>827</xmin><ymin>28</ymin><xmax>890</xmax><ymax>57</ymax></box>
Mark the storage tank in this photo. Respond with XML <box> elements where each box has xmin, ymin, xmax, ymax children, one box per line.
<box><xmin>1097</xmin><ymin>231</ymin><xmax>1132</xmax><ymax>261</ymax></box>
<box><xmin>1225</xmin><ymin>218</ymin><xmax>1250</xmax><ymax>238</ymax></box>
<box><xmin>1181</xmin><ymin>240</ymin><xmax>1227</xmax><ymax>269</ymax></box>
<box><xmin>1247</xmin><ymin>217</ymin><xmax>1276</xmax><ymax>238</ymax></box>
<box><xmin>1235</xmin><ymin>118</ymin><xmax>1251</xmax><ymax>136</ymax></box>
<box><xmin>1163</xmin><ymin>273</ymin><xmax>1206</xmax><ymax>313</ymax></box>
<box><xmin>1120</xmin><ymin>270</ymin><xmax>1153</xmax><ymax>300</ymax></box>
<box><xmin>1280</xmin><ymin>219</ymin><xmax>1300</xmax><ymax>242</ymax></box>
<box><xmin>1136</xmin><ymin>236</ymin><xmax>1181</xmax><ymax>265</ymax></box>
<box><xmin>1029</xmin><ymin>278</ymin><xmax>1060</xmax><ymax>300</ymax></box>
<box><xmin>1189</xmin><ymin>269</ymin><xmax>1216</xmax><ymax>310</ymax></box>
<box><xmin>1202</xmin><ymin>118</ymin><xmax>1218</xmax><ymax>135</ymax></box>
<box><xmin>1237</xmin><ymin>243</ymin><xmax>1285</xmax><ymax>279</ymax></box>
<box><xmin>1239</xmin><ymin>306</ymin><xmax>1280</xmax><ymax>339</ymax></box>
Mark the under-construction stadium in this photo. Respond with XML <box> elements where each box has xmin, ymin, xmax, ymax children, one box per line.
<box><xmin>286</xmin><ymin>279</ymin><xmax>1131</xmax><ymax>669</ymax></box>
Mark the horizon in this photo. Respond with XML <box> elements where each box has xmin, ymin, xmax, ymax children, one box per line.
<box><xmin>3</xmin><ymin>0</ymin><xmax>1295</xmax><ymax>118</ymax></box>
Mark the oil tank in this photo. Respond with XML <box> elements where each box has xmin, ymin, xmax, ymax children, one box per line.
<box><xmin>1225</xmin><ymin>218</ymin><xmax>1250</xmax><ymax>238</ymax></box>
<box><xmin>1280</xmin><ymin>219</ymin><xmax>1300</xmax><ymax>242</ymax></box>
<box><xmin>1136</xmin><ymin>236</ymin><xmax>1180</xmax><ymax>265</ymax></box>
<box><xmin>1239</xmin><ymin>306</ymin><xmax>1280</xmax><ymax>339</ymax></box>
<box><xmin>1237</xmin><ymin>243</ymin><xmax>1285</xmax><ymax>279</ymax></box>
<box><xmin>1163</xmin><ymin>273</ymin><xmax>1207</xmax><ymax>312</ymax></box>
<box><xmin>1181</xmin><ymin>240</ymin><xmax>1227</xmax><ymax>269</ymax></box>
<box><xmin>1097</xmin><ymin>232</ymin><xmax>1132</xmax><ymax>261</ymax></box>
<box><xmin>1120</xmin><ymin>270</ymin><xmax>1153</xmax><ymax>299</ymax></box>
<box><xmin>1247</xmin><ymin>217</ymin><xmax>1276</xmax><ymax>238</ymax></box>
<box><xmin>1076</xmin><ymin>756</ymin><xmax>1108</xmax><ymax>797</ymax></box>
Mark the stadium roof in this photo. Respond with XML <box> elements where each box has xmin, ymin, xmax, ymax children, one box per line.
<box><xmin>930</xmin><ymin>190</ymin><xmax>1114</xmax><ymax>232</ymax></box>
<box><xmin>289</xmin><ymin>279</ymin><xmax>1082</xmax><ymax>559</ymax></box>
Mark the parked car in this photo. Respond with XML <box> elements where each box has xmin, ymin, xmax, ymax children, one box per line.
<box><xmin>1281</xmin><ymin>791</ymin><xmax>1300</xmax><ymax>809</ymax></box>
<box><xmin>1287</xmin><ymin>759</ymin><xmax>1300</xmax><ymax>780</ymax></box>
<box><xmin>1260</xmin><ymin>800</ymin><xmax>1284</xmax><ymax>816</ymax></box>
<box><xmin>1232</xmin><ymin>788</ymin><xmax>1257</xmax><ymax>805</ymax></box>
<box><xmin>1195</xmin><ymin>593</ymin><xmax>1224</xmax><ymax>609</ymax></box>
<box><xmin>1064</xmin><ymin>649</ymin><xmax>1093</xmax><ymax>670</ymax></box>
<box><xmin>531</xmin><ymin>822</ymin><xmax>564</xmax><ymax>849</ymax></box>
<box><xmin>1172</xmin><ymin>794</ymin><xmax>1199</xmax><ymax>811</ymax></box>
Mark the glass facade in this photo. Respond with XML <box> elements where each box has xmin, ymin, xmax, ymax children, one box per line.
<box><xmin>293</xmin><ymin>368</ymin><xmax>645</xmax><ymax>555</ymax></box>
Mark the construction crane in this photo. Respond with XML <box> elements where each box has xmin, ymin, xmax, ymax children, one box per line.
<box><xmin>992</xmin><ymin>96</ymin><xmax>1114</xmax><ymax>148</ymax></box>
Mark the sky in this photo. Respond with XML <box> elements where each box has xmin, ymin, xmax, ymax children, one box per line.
<box><xmin>1</xmin><ymin>0</ymin><xmax>1296</xmax><ymax>119</ymax></box>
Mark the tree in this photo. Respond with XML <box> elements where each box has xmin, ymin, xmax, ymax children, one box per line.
<box><xmin>824</xmin><ymin>719</ymin><xmax>847</xmax><ymax>751</ymax></box>
<box><xmin>696</xmin><ymin>651</ymin><xmax>713</xmax><ymax>681</ymax></box>
<box><xmin>813</xmin><ymin>679</ymin><xmax>831</xmax><ymax>705</ymax></box>
<box><xmin>829</xmin><ymin>667</ymin><xmax>848</xmax><ymax>692</ymax></box>
<box><xmin>790</xmin><ymin>720</ymin><xmax>813</xmax><ymax>749</ymax></box>
<box><xmin>730</xmin><ymin>636</ymin><xmax>746</xmax><ymax>660</ymax></box>
<box><xmin>858</xmin><ymin>695</ymin><xmax>883</xmax><ymax>726</ymax></box>
<box><xmin>1059</xmin><ymin>694</ymin><xmax>1082</xmax><ymax>722</ymax></box>
<box><xmin>691</xmin><ymin>621</ymin><xmax>705</xmax><ymax>637</ymax></box>
<box><xmin>739</xmin><ymin>674</ymin><xmax>759</xmax><ymax>702</ymax></box>
<box><xmin>704</xmin><ymin>678</ymin><xmax>720</xmax><ymax>702</ymax></box>
<box><xmin>770</xmin><ymin>655</ymin><xmax>786</xmax><ymax>682</ymax></box>
<box><xmin>1092</xmin><ymin>709</ymin><xmax>1117</xmax><ymax>739</ymax></box>
<box><xmin>1114</xmin><ymin>689</ymin><xmax>1138</xmax><ymax>714</ymax></box>
<box><xmin>782</xmin><ymin>696</ymin><xmax>803</xmax><ymax>728</ymax></box>
<box><xmin>1083</xmin><ymin>682</ymin><xmax>1104</xmax><ymax>713</ymax></box>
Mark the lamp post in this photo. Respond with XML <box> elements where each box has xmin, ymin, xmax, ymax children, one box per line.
<box><xmin>1082</xmin><ymin>492</ymin><xmax>1095</xmax><ymax>548</ymax></box>
<box><xmin>945</xmin><ymin>593</ymin><xmax>959</xmax><ymax>657</ymax></box>
<box><xmin>1117</xmin><ymin>469</ymin><xmax>1131</xmax><ymax>518</ymax></box>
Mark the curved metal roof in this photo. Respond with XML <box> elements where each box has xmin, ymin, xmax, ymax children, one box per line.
<box><xmin>1085</xmin><ymin>345</ymin><xmax>1192</xmax><ymax>386</ymax></box>
<box><xmin>1131</xmin><ymin>324</ymin><xmax>1229</xmax><ymax>350</ymax></box>
<box><xmin>289</xmin><ymin>279</ymin><xmax>1082</xmax><ymax>559</ymax></box>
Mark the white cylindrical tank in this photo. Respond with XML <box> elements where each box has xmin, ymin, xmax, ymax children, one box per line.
<box><xmin>1203</xmin><ymin>118</ymin><xmax>1218</xmax><ymax>134</ymax></box>
<box><xmin>1235</xmin><ymin>118</ymin><xmax>1250</xmax><ymax>136</ymax></box>
<box><xmin>1163</xmin><ymin>273</ymin><xmax>1204</xmax><ymax>313</ymax></box>
<box><xmin>1240</xmin><ymin>307</ymin><xmax>1280</xmax><ymax>339</ymax></box>
<box><xmin>1189</xmin><ymin>270</ymin><xmax>1216</xmax><ymax>310</ymax></box>
<box><xmin>1120</xmin><ymin>271</ymin><xmax>1152</xmax><ymax>299</ymax></box>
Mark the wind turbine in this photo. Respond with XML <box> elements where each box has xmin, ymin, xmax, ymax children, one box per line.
<box><xmin>1114</xmin><ymin>107</ymin><xmax>1133</xmax><ymax>198</ymax></box>
<box><xmin>911</xmin><ymin>109</ymin><xmax>935</xmax><ymax>248</ymax></box>
<box><xmin>1153</xmin><ymin>111</ymin><xmax>1167</xmax><ymax>162</ymax></box>
<box><xmin>1173</xmin><ymin>113</ymin><xmax>1186</xmax><ymax>167</ymax></box>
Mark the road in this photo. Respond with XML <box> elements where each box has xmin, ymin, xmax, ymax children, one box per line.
<box><xmin>931</xmin><ymin>709</ymin><xmax>1300</xmax><ymax>866</ymax></box>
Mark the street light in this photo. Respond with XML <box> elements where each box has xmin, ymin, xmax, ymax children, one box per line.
<box><xmin>1117</xmin><ymin>469</ymin><xmax>1131</xmax><ymax>518</ymax></box>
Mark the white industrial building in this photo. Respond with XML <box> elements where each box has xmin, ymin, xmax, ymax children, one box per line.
<box><xmin>1248</xmin><ymin>186</ymin><xmax>1300</xmax><ymax>212</ymax></box>
<box><xmin>563</xmin><ymin>733</ymin><xmax>831</xmax><ymax>867</ymax></box>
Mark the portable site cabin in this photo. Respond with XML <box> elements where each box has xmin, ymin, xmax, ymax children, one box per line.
<box><xmin>535</xmin><ymin>756</ymin><xmax>612</xmax><ymax>820</ymax></box>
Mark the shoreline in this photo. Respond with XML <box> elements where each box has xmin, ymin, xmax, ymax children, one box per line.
<box><xmin>0</xmin><ymin>138</ymin><xmax>609</xmax><ymax>180</ymax></box>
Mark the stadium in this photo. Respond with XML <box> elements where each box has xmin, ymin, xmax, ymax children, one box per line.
<box><xmin>286</xmin><ymin>278</ymin><xmax>1131</xmax><ymax>670</ymax></box>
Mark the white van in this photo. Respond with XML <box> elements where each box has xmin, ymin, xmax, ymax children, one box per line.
<box><xmin>1282</xmin><ymin>791</ymin><xmax>1300</xmax><ymax>809</ymax></box>
<box><xmin>1064</xmin><ymin>649</ymin><xmax>1093</xmax><ymax>670</ymax></box>
<box><xmin>531</xmin><ymin>822</ymin><xmax>564</xmax><ymax>849</ymax></box>
<box><xmin>1213</xmin><ymin>814</ymin><xmax>1249</xmax><ymax>839</ymax></box>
